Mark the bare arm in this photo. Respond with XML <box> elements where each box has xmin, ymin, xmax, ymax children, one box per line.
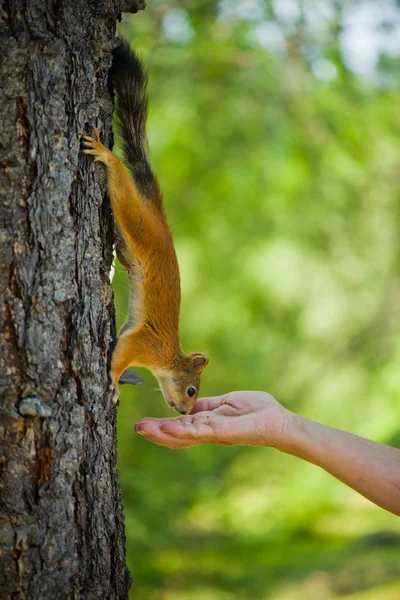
<box><xmin>135</xmin><ymin>391</ymin><xmax>400</xmax><ymax>516</ymax></box>
<box><xmin>282</xmin><ymin>413</ymin><xmax>400</xmax><ymax>516</ymax></box>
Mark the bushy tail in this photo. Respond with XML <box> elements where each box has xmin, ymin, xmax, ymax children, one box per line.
<box><xmin>111</xmin><ymin>40</ymin><xmax>161</xmax><ymax>203</ymax></box>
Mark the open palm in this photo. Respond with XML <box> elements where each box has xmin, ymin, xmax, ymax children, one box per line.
<box><xmin>135</xmin><ymin>391</ymin><xmax>289</xmax><ymax>449</ymax></box>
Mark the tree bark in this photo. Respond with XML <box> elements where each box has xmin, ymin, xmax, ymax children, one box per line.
<box><xmin>0</xmin><ymin>1</ymin><xmax>135</xmax><ymax>598</ymax></box>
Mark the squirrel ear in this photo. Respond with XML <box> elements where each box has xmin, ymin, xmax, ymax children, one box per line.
<box><xmin>191</xmin><ymin>353</ymin><xmax>209</xmax><ymax>373</ymax></box>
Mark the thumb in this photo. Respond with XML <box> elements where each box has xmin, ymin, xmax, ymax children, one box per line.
<box><xmin>191</xmin><ymin>394</ymin><xmax>230</xmax><ymax>414</ymax></box>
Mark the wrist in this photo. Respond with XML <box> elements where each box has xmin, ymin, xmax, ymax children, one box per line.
<box><xmin>276</xmin><ymin>410</ymin><xmax>309</xmax><ymax>456</ymax></box>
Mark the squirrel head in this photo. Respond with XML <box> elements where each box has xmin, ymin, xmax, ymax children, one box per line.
<box><xmin>156</xmin><ymin>352</ymin><xmax>209</xmax><ymax>414</ymax></box>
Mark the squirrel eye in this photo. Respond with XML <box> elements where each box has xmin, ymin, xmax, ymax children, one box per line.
<box><xmin>187</xmin><ymin>386</ymin><xmax>196</xmax><ymax>398</ymax></box>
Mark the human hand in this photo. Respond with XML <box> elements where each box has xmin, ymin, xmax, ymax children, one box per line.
<box><xmin>134</xmin><ymin>391</ymin><xmax>290</xmax><ymax>449</ymax></box>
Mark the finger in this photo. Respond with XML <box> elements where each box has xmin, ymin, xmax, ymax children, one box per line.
<box><xmin>135</xmin><ymin>415</ymin><xmax>194</xmax><ymax>430</ymax></box>
<box><xmin>82</xmin><ymin>135</ymin><xmax>94</xmax><ymax>142</ymax></box>
<box><xmin>135</xmin><ymin>421</ymin><xmax>195</xmax><ymax>449</ymax></box>
<box><xmin>81</xmin><ymin>149</ymin><xmax>98</xmax><ymax>155</ymax></box>
<box><xmin>160</xmin><ymin>419</ymin><xmax>215</xmax><ymax>442</ymax></box>
<box><xmin>81</xmin><ymin>140</ymin><xmax>95</xmax><ymax>147</ymax></box>
<box><xmin>191</xmin><ymin>394</ymin><xmax>230</xmax><ymax>414</ymax></box>
<box><xmin>93</xmin><ymin>128</ymin><xmax>100</xmax><ymax>142</ymax></box>
<box><xmin>138</xmin><ymin>430</ymin><xmax>193</xmax><ymax>449</ymax></box>
<box><xmin>135</xmin><ymin>417</ymin><xmax>194</xmax><ymax>435</ymax></box>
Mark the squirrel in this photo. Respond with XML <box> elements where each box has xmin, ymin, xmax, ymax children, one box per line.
<box><xmin>81</xmin><ymin>40</ymin><xmax>209</xmax><ymax>414</ymax></box>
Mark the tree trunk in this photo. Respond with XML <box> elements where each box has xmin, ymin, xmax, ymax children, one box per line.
<box><xmin>0</xmin><ymin>1</ymin><xmax>138</xmax><ymax>598</ymax></box>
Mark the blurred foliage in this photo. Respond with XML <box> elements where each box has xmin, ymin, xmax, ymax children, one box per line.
<box><xmin>113</xmin><ymin>1</ymin><xmax>400</xmax><ymax>598</ymax></box>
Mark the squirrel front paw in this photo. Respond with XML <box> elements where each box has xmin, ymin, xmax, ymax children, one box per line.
<box><xmin>80</xmin><ymin>129</ymin><xmax>115</xmax><ymax>166</ymax></box>
<box><xmin>110</xmin><ymin>379</ymin><xmax>120</xmax><ymax>403</ymax></box>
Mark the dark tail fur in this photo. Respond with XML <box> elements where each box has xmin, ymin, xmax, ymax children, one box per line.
<box><xmin>111</xmin><ymin>40</ymin><xmax>161</xmax><ymax>203</ymax></box>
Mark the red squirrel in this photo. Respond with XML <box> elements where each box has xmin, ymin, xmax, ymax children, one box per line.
<box><xmin>81</xmin><ymin>41</ymin><xmax>209</xmax><ymax>414</ymax></box>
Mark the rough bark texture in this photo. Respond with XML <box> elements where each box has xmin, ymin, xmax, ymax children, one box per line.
<box><xmin>0</xmin><ymin>1</ymin><xmax>135</xmax><ymax>598</ymax></box>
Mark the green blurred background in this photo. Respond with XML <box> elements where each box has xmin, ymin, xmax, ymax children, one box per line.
<box><xmin>113</xmin><ymin>1</ymin><xmax>400</xmax><ymax>598</ymax></box>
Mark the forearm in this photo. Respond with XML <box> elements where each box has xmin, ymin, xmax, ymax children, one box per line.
<box><xmin>280</xmin><ymin>412</ymin><xmax>400</xmax><ymax>516</ymax></box>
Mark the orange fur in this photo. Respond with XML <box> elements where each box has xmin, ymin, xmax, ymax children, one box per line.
<box><xmin>81</xmin><ymin>130</ymin><xmax>208</xmax><ymax>413</ymax></box>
